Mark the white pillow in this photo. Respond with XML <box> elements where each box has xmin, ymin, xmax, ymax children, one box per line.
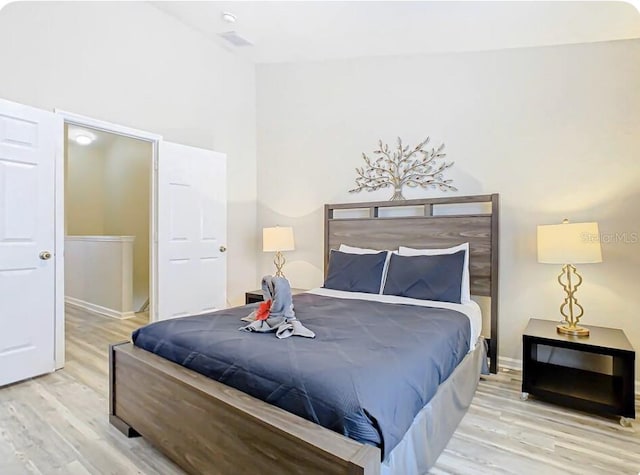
<box><xmin>398</xmin><ymin>243</ymin><xmax>471</xmax><ymax>303</ymax></box>
<box><xmin>338</xmin><ymin>244</ymin><xmax>381</xmax><ymax>255</ymax></box>
<box><xmin>338</xmin><ymin>244</ymin><xmax>394</xmax><ymax>294</ymax></box>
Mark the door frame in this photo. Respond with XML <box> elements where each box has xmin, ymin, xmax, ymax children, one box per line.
<box><xmin>54</xmin><ymin>110</ymin><xmax>162</xmax><ymax>369</ymax></box>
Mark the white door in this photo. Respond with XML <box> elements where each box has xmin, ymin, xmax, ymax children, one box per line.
<box><xmin>157</xmin><ymin>142</ymin><xmax>227</xmax><ymax>320</ymax></box>
<box><xmin>0</xmin><ymin>99</ymin><xmax>60</xmax><ymax>386</ymax></box>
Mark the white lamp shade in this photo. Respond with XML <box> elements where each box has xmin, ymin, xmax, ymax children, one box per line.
<box><xmin>263</xmin><ymin>226</ymin><xmax>295</xmax><ymax>252</ymax></box>
<box><xmin>537</xmin><ymin>221</ymin><xmax>602</xmax><ymax>264</ymax></box>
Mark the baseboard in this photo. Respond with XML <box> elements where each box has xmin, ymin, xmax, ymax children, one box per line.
<box><xmin>498</xmin><ymin>356</ymin><xmax>522</xmax><ymax>371</ymax></box>
<box><xmin>65</xmin><ymin>297</ymin><xmax>135</xmax><ymax>320</ymax></box>
<box><xmin>499</xmin><ymin>356</ymin><xmax>640</xmax><ymax>396</ymax></box>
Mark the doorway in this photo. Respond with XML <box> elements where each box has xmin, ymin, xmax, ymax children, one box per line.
<box><xmin>0</xmin><ymin>98</ymin><xmax>227</xmax><ymax>386</ymax></box>
<box><xmin>55</xmin><ymin>111</ymin><xmax>161</xmax><ymax>369</ymax></box>
<box><xmin>64</xmin><ymin>125</ymin><xmax>151</xmax><ymax>322</ymax></box>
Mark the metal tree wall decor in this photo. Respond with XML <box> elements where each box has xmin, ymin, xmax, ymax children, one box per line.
<box><xmin>349</xmin><ymin>137</ymin><xmax>457</xmax><ymax>201</ymax></box>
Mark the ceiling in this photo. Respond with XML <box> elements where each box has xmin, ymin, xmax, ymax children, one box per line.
<box><xmin>150</xmin><ymin>1</ymin><xmax>640</xmax><ymax>64</ymax></box>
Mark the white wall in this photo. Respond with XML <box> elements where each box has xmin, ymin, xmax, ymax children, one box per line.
<box><xmin>0</xmin><ymin>1</ymin><xmax>257</xmax><ymax>305</ymax></box>
<box><xmin>257</xmin><ymin>40</ymin><xmax>640</xmax><ymax>378</ymax></box>
<box><xmin>65</xmin><ymin>236</ymin><xmax>135</xmax><ymax>318</ymax></box>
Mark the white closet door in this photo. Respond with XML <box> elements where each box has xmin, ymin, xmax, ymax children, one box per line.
<box><xmin>157</xmin><ymin>142</ymin><xmax>227</xmax><ymax>320</ymax></box>
<box><xmin>0</xmin><ymin>98</ymin><xmax>61</xmax><ymax>386</ymax></box>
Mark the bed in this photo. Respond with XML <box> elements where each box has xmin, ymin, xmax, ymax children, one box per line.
<box><xmin>109</xmin><ymin>194</ymin><xmax>499</xmax><ymax>475</ymax></box>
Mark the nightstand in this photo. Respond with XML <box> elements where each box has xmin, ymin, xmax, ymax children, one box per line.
<box><xmin>522</xmin><ymin>318</ymin><xmax>635</xmax><ymax>426</ymax></box>
<box><xmin>245</xmin><ymin>288</ymin><xmax>307</xmax><ymax>305</ymax></box>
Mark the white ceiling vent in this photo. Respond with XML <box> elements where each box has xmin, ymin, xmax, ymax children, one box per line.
<box><xmin>219</xmin><ymin>31</ymin><xmax>253</xmax><ymax>47</ymax></box>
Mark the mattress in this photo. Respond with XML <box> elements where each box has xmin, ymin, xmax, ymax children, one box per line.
<box><xmin>132</xmin><ymin>291</ymin><xmax>472</xmax><ymax>458</ymax></box>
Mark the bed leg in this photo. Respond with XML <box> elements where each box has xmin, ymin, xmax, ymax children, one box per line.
<box><xmin>109</xmin><ymin>341</ymin><xmax>140</xmax><ymax>438</ymax></box>
<box><xmin>109</xmin><ymin>414</ymin><xmax>140</xmax><ymax>437</ymax></box>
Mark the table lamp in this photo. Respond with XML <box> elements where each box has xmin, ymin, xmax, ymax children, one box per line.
<box><xmin>537</xmin><ymin>219</ymin><xmax>602</xmax><ymax>336</ymax></box>
<box><xmin>263</xmin><ymin>226</ymin><xmax>295</xmax><ymax>277</ymax></box>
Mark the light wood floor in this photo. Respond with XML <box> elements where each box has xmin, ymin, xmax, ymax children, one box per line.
<box><xmin>0</xmin><ymin>307</ymin><xmax>638</xmax><ymax>475</ymax></box>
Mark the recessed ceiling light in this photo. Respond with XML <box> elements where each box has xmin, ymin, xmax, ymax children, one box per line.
<box><xmin>75</xmin><ymin>134</ymin><xmax>94</xmax><ymax>146</ymax></box>
<box><xmin>221</xmin><ymin>11</ymin><xmax>236</xmax><ymax>24</ymax></box>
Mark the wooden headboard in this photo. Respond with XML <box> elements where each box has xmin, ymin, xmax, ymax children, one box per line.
<box><xmin>324</xmin><ymin>194</ymin><xmax>499</xmax><ymax>373</ymax></box>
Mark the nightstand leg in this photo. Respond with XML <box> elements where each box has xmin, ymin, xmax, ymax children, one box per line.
<box><xmin>620</xmin><ymin>417</ymin><xmax>633</xmax><ymax>428</ymax></box>
<box><xmin>520</xmin><ymin>392</ymin><xmax>529</xmax><ymax>401</ymax></box>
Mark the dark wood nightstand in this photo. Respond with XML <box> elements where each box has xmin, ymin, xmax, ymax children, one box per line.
<box><xmin>522</xmin><ymin>318</ymin><xmax>635</xmax><ymax>426</ymax></box>
<box><xmin>245</xmin><ymin>288</ymin><xmax>307</xmax><ymax>305</ymax></box>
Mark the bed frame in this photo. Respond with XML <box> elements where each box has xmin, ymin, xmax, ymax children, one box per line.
<box><xmin>109</xmin><ymin>194</ymin><xmax>499</xmax><ymax>475</ymax></box>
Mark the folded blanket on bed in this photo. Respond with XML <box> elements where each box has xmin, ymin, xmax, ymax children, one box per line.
<box><xmin>240</xmin><ymin>276</ymin><xmax>315</xmax><ymax>339</ymax></box>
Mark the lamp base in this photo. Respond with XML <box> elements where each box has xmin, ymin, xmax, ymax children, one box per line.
<box><xmin>273</xmin><ymin>251</ymin><xmax>286</xmax><ymax>278</ymax></box>
<box><xmin>557</xmin><ymin>324</ymin><xmax>589</xmax><ymax>337</ymax></box>
<box><xmin>556</xmin><ymin>264</ymin><xmax>589</xmax><ymax>337</ymax></box>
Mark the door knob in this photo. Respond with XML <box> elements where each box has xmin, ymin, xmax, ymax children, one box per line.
<box><xmin>39</xmin><ymin>251</ymin><xmax>52</xmax><ymax>260</ymax></box>
<box><xmin>219</xmin><ymin>245</ymin><xmax>227</xmax><ymax>253</ymax></box>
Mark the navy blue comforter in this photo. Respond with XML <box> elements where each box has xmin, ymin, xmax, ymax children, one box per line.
<box><xmin>132</xmin><ymin>293</ymin><xmax>470</xmax><ymax>458</ymax></box>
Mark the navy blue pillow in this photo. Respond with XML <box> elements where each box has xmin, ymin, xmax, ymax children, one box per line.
<box><xmin>383</xmin><ymin>251</ymin><xmax>465</xmax><ymax>303</ymax></box>
<box><xmin>323</xmin><ymin>250</ymin><xmax>387</xmax><ymax>294</ymax></box>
